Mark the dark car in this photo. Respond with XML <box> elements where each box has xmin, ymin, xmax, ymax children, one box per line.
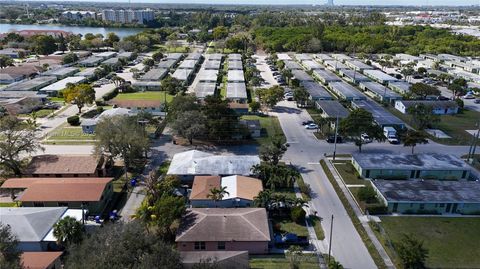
<box><xmin>437</xmin><ymin>96</ymin><xmax>450</xmax><ymax>101</ymax></box>
<box><xmin>326</xmin><ymin>135</ymin><xmax>343</xmax><ymax>143</ymax></box>
<box><xmin>302</xmin><ymin>120</ymin><xmax>314</xmax><ymax>126</ymax></box>
<box><xmin>474</xmin><ymin>99</ymin><xmax>480</xmax><ymax>104</ymax></box>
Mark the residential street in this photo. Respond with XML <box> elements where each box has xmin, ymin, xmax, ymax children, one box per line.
<box><xmin>272</xmin><ymin>100</ymin><xmax>472</xmax><ymax>269</ymax></box>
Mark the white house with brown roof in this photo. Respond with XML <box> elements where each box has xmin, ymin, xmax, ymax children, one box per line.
<box><xmin>176</xmin><ymin>208</ymin><xmax>271</xmax><ymax>254</ymax></box>
<box><xmin>21</xmin><ymin>252</ymin><xmax>63</xmax><ymax>269</ymax></box>
<box><xmin>190</xmin><ymin>175</ymin><xmax>263</xmax><ymax>208</ymax></box>
<box><xmin>24</xmin><ymin>155</ymin><xmax>107</xmax><ymax>177</ymax></box>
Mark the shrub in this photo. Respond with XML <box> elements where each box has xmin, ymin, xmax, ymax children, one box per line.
<box><xmin>96</xmin><ymin>106</ymin><xmax>104</xmax><ymax>114</ymax></box>
<box><xmin>290</xmin><ymin>206</ymin><xmax>306</xmax><ymax>224</ymax></box>
<box><xmin>95</xmin><ymin>99</ymin><xmax>106</xmax><ymax>106</ymax></box>
<box><xmin>298</xmin><ymin>181</ymin><xmax>311</xmax><ymax>198</ymax></box>
<box><xmin>358</xmin><ymin>185</ymin><xmax>378</xmax><ymax>204</ymax></box>
<box><xmin>365</xmin><ymin>205</ymin><xmax>389</xmax><ymax>215</ymax></box>
<box><xmin>102</xmin><ymin>88</ymin><xmax>118</xmax><ymax>101</ymax></box>
<box><xmin>67</xmin><ymin>115</ymin><xmax>80</xmax><ymax>126</ymax></box>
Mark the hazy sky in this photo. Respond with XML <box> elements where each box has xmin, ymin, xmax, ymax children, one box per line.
<box><xmin>117</xmin><ymin>0</ymin><xmax>479</xmax><ymax>5</ymax></box>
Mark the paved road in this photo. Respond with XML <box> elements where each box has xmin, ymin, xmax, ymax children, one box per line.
<box><xmin>272</xmin><ymin>100</ymin><xmax>472</xmax><ymax>268</ymax></box>
<box><xmin>438</xmin><ymin>85</ymin><xmax>480</xmax><ymax>112</ymax></box>
<box><xmin>253</xmin><ymin>53</ymin><xmax>278</xmax><ymax>88</ymax></box>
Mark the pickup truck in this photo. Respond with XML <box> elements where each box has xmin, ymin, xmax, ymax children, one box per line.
<box><xmin>274</xmin><ymin>233</ymin><xmax>309</xmax><ymax>248</ymax></box>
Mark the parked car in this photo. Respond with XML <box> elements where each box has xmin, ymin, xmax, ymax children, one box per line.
<box><xmin>305</xmin><ymin>123</ymin><xmax>318</xmax><ymax>129</ymax></box>
<box><xmin>326</xmin><ymin>135</ymin><xmax>343</xmax><ymax>143</ymax></box>
<box><xmin>361</xmin><ymin>133</ymin><xmax>372</xmax><ymax>143</ymax></box>
<box><xmin>274</xmin><ymin>233</ymin><xmax>309</xmax><ymax>248</ymax></box>
<box><xmin>463</xmin><ymin>94</ymin><xmax>475</xmax><ymax>99</ymax></box>
<box><xmin>302</xmin><ymin>120</ymin><xmax>314</xmax><ymax>126</ymax></box>
<box><xmin>437</xmin><ymin>96</ymin><xmax>450</xmax><ymax>101</ymax></box>
<box><xmin>474</xmin><ymin>99</ymin><xmax>480</xmax><ymax>104</ymax></box>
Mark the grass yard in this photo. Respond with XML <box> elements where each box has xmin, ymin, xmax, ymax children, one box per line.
<box><xmin>387</xmin><ymin>107</ymin><xmax>480</xmax><ymax>145</ymax></box>
<box><xmin>0</xmin><ymin>202</ymin><xmax>18</xmax><ymax>207</ymax></box>
<box><xmin>113</xmin><ymin>91</ymin><xmax>174</xmax><ymax>103</ymax></box>
<box><xmin>377</xmin><ymin>217</ymin><xmax>480</xmax><ymax>268</ymax></box>
<box><xmin>250</xmin><ymin>254</ymin><xmax>319</xmax><ymax>269</ymax></box>
<box><xmin>272</xmin><ymin>215</ymin><xmax>309</xmax><ymax>237</ymax></box>
<box><xmin>154</xmin><ymin>44</ymin><xmax>190</xmax><ymax>53</ymax></box>
<box><xmin>47</xmin><ymin>124</ymin><xmax>95</xmax><ymax>142</ymax></box>
<box><xmin>241</xmin><ymin>115</ymin><xmax>286</xmax><ymax>146</ymax></box>
<box><xmin>333</xmin><ymin>161</ymin><xmax>364</xmax><ymax>185</ymax></box>
<box><xmin>308</xmin><ymin>216</ymin><xmax>325</xmax><ymax>240</ymax></box>
<box><xmin>18</xmin><ymin>108</ymin><xmax>54</xmax><ymax>118</ymax></box>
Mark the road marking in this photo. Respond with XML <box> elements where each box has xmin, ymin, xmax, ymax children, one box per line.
<box><xmin>287</xmin><ymin>141</ymin><xmax>299</xmax><ymax>144</ymax></box>
<box><xmin>307</xmin><ymin>162</ymin><xmax>320</xmax><ymax>165</ymax></box>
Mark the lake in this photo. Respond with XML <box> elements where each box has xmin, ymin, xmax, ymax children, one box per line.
<box><xmin>0</xmin><ymin>23</ymin><xmax>144</xmax><ymax>38</ymax></box>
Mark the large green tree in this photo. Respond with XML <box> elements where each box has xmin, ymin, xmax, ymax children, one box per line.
<box><xmin>63</xmin><ymin>84</ymin><xmax>96</xmax><ymax>113</ymax></box>
<box><xmin>409</xmin><ymin>83</ymin><xmax>440</xmax><ymax>99</ymax></box>
<box><xmin>0</xmin><ymin>55</ymin><xmax>14</xmax><ymax>69</ymax></box>
<box><xmin>94</xmin><ymin>115</ymin><xmax>150</xmax><ymax>178</ymax></box>
<box><xmin>401</xmin><ymin>129</ymin><xmax>429</xmax><ymax>154</ymax></box>
<box><xmin>0</xmin><ymin>116</ymin><xmax>43</xmax><ymax>176</ymax></box>
<box><xmin>161</xmin><ymin>75</ymin><xmax>186</xmax><ymax>95</ymax></box>
<box><xmin>339</xmin><ymin>109</ymin><xmax>384</xmax><ymax>152</ymax></box>
<box><xmin>255</xmin><ymin>85</ymin><xmax>285</xmax><ymax>111</ymax></box>
<box><xmin>259</xmin><ymin>136</ymin><xmax>287</xmax><ymax>165</ymax></box>
<box><xmin>31</xmin><ymin>35</ymin><xmax>57</xmax><ymax>55</ymax></box>
<box><xmin>202</xmin><ymin>95</ymin><xmax>239</xmax><ymax>141</ymax></box>
<box><xmin>64</xmin><ymin>221</ymin><xmax>183</xmax><ymax>269</ymax></box>
<box><xmin>170</xmin><ymin>110</ymin><xmax>207</xmax><ymax>145</ymax></box>
<box><xmin>0</xmin><ymin>223</ymin><xmax>22</xmax><ymax>269</ymax></box>
<box><xmin>293</xmin><ymin>86</ymin><xmax>309</xmax><ymax>107</ymax></box>
<box><xmin>407</xmin><ymin>104</ymin><xmax>439</xmax><ymax>130</ymax></box>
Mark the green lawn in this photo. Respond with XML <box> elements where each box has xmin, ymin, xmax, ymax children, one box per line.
<box><xmin>250</xmin><ymin>254</ymin><xmax>319</xmax><ymax>269</ymax></box>
<box><xmin>18</xmin><ymin>108</ymin><xmax>54</xmax><ymax>118</ymax></box>
<box><xmin>272</xmin><ymin>216</ymin><xmax>308</xmax><ymax>237</ymax></box>
<box><xmin>378</xmin><ymin>217</ymin><xmax>480</xmax><ymax>268</ymax></box>
<box><xmin>113</xmin><ymin>91</ymin><xmax>174</xmax><ymax>102</ymax></box>
<box><xmin>333</xmin><ymin>161</ymin><xmax>364</xmax><ymax>185</ymax></box>
<box><xmin>309</xmin><ymin>216</ymin><xmax>325</xmax><ymax>240</ymax></box>
<box><xmin>241</xmin><ymin>115</ymin><xmax>286</xmax><ymax>145</ymax></box>
<box><xmin>387</xmin><ymin>107</ymin><xmax>480</xmax><ymax>145</ymax></box>
<box><xmin>0</xmin><ymin>202</ymin><xmax>18</xmax><ymax>207</ymax></box>
<box><xmin>47</xmin><ymin>124</ymin><xmax>95</xmax><ymax>142</ymax></box>
<box><xmin>154</xmin><ymin>44</ymin><xmax>190</xmax><ymax>53</ymax></box>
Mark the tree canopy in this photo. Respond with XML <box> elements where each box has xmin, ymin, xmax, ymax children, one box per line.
<box><xmin>339</xmin><ymin>109</ymin><xmax>384</xmax><ymax>152</ymax></box>
<box><xmin>63</xmin><ymin>84</ymin><xmax>96</xmax><ymax>113</ymax></box>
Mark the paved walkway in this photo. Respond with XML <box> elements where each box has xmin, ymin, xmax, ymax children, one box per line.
<box><xmin>325</xmin><ymin>160</ymin><xmax>395</xmax><ymax>269</ymax></box>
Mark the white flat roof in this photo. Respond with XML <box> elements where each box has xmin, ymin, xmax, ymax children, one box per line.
<box><xmin>40</xmin><ymin>76</ymin><xmax>86</xmax><ymax>92</ymax></box>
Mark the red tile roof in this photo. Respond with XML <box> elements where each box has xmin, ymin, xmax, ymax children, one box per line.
<box><xmin>21</xmin><ymin>252</ymin><xmax>62</xmax><ymax>269</ymax></box>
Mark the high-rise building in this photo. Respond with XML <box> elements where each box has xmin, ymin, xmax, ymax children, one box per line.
<box><xmin>101</xmin><ymin>9</ymin><xmax>154</xmax><ymax>24</ymax></box>
<box><xmin>326</xmin><ymin>0</ymin><xmax>334</xmax><ymax>6</ymax></box>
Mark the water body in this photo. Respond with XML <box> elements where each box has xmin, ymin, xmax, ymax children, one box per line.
<box><xmin>0</xmin><ymin>23</ymin><xmax>144</xmax><ymax>38</ymax></box>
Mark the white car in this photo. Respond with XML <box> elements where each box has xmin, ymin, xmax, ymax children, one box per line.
<box><xmin>305</xmin><ymin>123</ymin><xmax>318</xmax><ymax>129</ymax></box>
<box><xmin>361</xmin><ymin>133</ymin><xmax>372</xmax><ymax>143</ymax></box>
<box><xmin>463</xmin><ymin>94</ymin><xmax>475</xmax><ymax>99</ymax></box>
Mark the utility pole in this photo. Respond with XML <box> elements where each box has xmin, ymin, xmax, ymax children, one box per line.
<box><xmin>328</xmin><ymin>214</ymin><xmax>334</xmax><ymax>265</ymax></box>
<box><xmin>333</xmin><ymin>116</ymin><xmax>339</xmax><ymax>161</ymax></box>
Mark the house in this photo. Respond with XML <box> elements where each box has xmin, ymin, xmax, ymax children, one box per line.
<box><xmin>323</xmin><ymin>60</ymin><xmax>348</xmax><ymax>71</ymax></box>
<box><xmin>228</xmin><ymin>60</ymin><xmax>243</xmax><ymax>70</ymax></box>
<box><xmin>371</xmin><ymin>179</ymin><xmax>480</xmax><ymax>215</ymax></box>
<box><xmin>2</xmin><ymin>76</ymin><xmax>57</xmax><ymax>92</ymax></box>
<box><xmin>24</xmin><ymin>154</ymin><xmax>107</xmax><ymax>177</ymax></box>
<box><xmin>283</xmin><ymin>60</ymin><xmax>302</xmax><ymax>70</ymax></box>
<box><xmin>226</xmin><ymin>83</ymin><xmax>247</xmax><ymax>102</ymax></box>
<box><xmin>172</xmin><ymin>68</ymin><xmax>195</xmax><ymax>85</ymax></box>
<box><xmin>139</xmin><ymin>68</ymin><xmax>168</xmax><ymax>81</ymax></box>
<box><xmin>338</xmin><ymin>69</ymin><xmax>370</xmax><ymax>84</ymax></box>
<box><xmin>75</xmin><ymin>67</ymin><xmax>97</xmax><ymax>79</ymax></box>
<box><xmin>37</xmin><ymin>76</ymin><xmax>86</xmax><ymax>96</ymax></box>
<box><xmin>292</xmin><ymin>69</ymin><xmax>314</xmax><ymax>82</ymax></box>
<box><xmin>21</xmin><ymin>252</ymin><xmax>63</xmax><ymax>269</ymax></box>
<box><xmin>227</xmin><ymin>70</ymin><xmax>245</xmax><ymax>83</ymax></box>
<box><xmin>109</xmin><ymin>99</ymin><xmax>163</xmax><ymax>116</ymax></box>
<box><xmin>394</xmin><ymin>100</ymin><xmax>459</xmax><ymax>115</ymax></box>
<box><xmin>81</xmin><ymin>108</ymin><xmax>132</xmax><ymax>134</ymax></box>
<box><xmin>351</xmin><ymin>100</ymin><xmax>405</xmax><ymax>128</ymax></box>
<box><xmin>352</xmin><ymin>153</ymin><xmax>471</xmax><ymax>180</ymax></box>
<box><xmin>197</xmin><ymin>69</ymin><xmax>219</xmax><ymax>83</ymax></box>
<box><xmin>1</xmin><ymin>178</ymin><xmax>114</xmax><ymax>215</ymax></box>
<box><xmin>41</xmin><ymin>67</ymin><xmax>79</xmax><ymax>79</ymax></box>
<box><xmin>359</xmin><ymin>81</ymin><xmax>402</xmax><ymax>102</ymax></box>
<box><xmin>132</xmin><ymin>81</ymin><xmax>162</xmax><ymax>91</ymax></box>
<box><xmin>0</xmin><ymin>48</ymin><xmax>27</xmax><ymax>58</ymax></box>
<box><xmin>180</xmin><ymin>251</ymin><xmax>249</xmax><ymax>269</ymax></box>
<box><xmin>328</xmin><ymin>82</ymin><xmax>366</xmax><ymax>101</ymax></box>
<box><xmin>315</xmin><ymin>100</ymin><xmax>350</xmax><ymax>120</ymax></box>
<box><xmin>167</xmin><ymin>150</ymin><xmax>260</xmax><ymax>181</ymax></box>
<box><xmin>194</xmin><ymin>83</ymin><xmax>216</xmax><ymax>99</ymax></box>
<box><xmin>312</xmin><ymin>69</ymin><xmax>342</xmax><ymax>84</ymax></box>
<box><xmin>176</xmin><ymin>208</ymin><xmax>270</xmax><ymax>254</ymax></box>
<box><xmin>0</xmin><ymin>65</ymin><xmax>42</xmax><ymax>84</ymax></box>
<box><xmin>300</xmin><ymin>81</ymin><xmax>333</xmax><ymax>101</ymax></box>
<box><xmin>203</xmin><ymin>60</ymin><xmax>222</xmax><ymax>70</ymax></box>
<box><xmin>301</xmin><ymin>60</ymin><xmax>324</xmax><ymax>71</ymax></box>
<box><xmin>363</xmin><ymin>69</ymin><xmax>399</xmax><ymax>84</ymax></box>
<box><xmin>0</xmin><ymin>30</ymin><xmax>72</xmax><ymax>38</ymax></box>
<box><xmin>78</xmin><ymin>56</ymin><xmax>103</xmax><ymax>67</ymax></box>
<box><xmin>0</xmin><ymin>207</ymin><xmax>84</xmax><ymax>251</ymax></box>
<box><xmin>190</xmin><ymin>175</ymin><xmax>263</xmax><ymax>207</ymax></box>
<box><xmin>240</xmin><ymin>119</ymin><xmax>261</xmax><ymax>138</ymax></box>
<box><xmin>388</xmin><ymin>81</ymin><xmax>411</xmax><ymax>95</ymax></box>
<box><xmin>228</xmin><ymin>102</ymin><xmax>249</xmax><ymax>115</ymax></box>
<box><xmin>0</xmin><ymin>95</ymin><xmax>46</xmax><ymax>115</ymax></box>
<box><xmin>344</xmin><ymin>60</ymin><xmax>373</xmax><ymax>71</ymax></box>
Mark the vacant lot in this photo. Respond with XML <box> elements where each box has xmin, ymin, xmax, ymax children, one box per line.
<box><xmin>241</xmin><ymin>115</ymin><xmax>285</xmax><ymax>145</ymax></box>
<box><xmin>250</xmin><ymin>254</ymin><xmax>318</xmax><ymax>269</ymax></box>
<box><xmin>46</xmin><ymin>124</ymin><xmax>95</xmax><ymax>144</ymax></box>
<box><xmin>113</xmin><ymin>91</ymin><xmax>174</xmax><ymax>102</ymax></box>
<box><xmin>378</xmin><ymin>217</ymin><xmax>480</xmax><ymax>268</ymax></box>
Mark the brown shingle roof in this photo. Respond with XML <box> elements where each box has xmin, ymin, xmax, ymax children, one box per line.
<box><xmin>176</xmin><ymin>208</ymin><xmax>270</xmax><ymax>242</ymax></box>
<box><xmin>0</xmin><ymin>65</ymin><xmax>42</xmax><ymax>76</ymax></box>
<box><xmin>21</xmin><ymin>252</ymin><xmax>62</xmax><ymax>269</ymax></box>
<box><xmin>18</xmin><ymin>178</ymin><xmax>112</xmax><ymax>202</ymax></box>
<box><xmin>190</xmin><ymin>176</ymin><xmax>221</xmax><ymax>200</ymax></box>
<box><xmin>0</xmin><ymin>178</ymin><xmax>40</xmax><ymax>189</ymax></box>
<box><xmin>110</xmin><ymin>99</ymin><xmax>162</xmax><ymax>108</ymax></box>
<box><xmin>25</xmin><ymin>155</ymin><xmax>99</xmax><ymax>175</ymax></box>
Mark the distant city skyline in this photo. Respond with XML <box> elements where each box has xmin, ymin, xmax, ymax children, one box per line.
<box><xmin>17</xmin><ymin>0</ymin><xmax>480</xmax><ymax>6</ymax></box>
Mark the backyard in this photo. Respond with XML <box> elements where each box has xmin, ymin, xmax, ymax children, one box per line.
<box><xmin>388</xmin><ymin>107</ymin><xmax>480</xmax><ymax>145</ymax></box>
<box><xmin>45</xmin><ymin>124</ymin><xmax>95</xmax><ymax>144</ymax></box>
<box><xmin>113</xmin><ymin>91</ymin><xmax>175</xmax><ymax>103</ymax></box>
<box><xmin>250</xmin><ymin>254</ymin><xmax>319</xmax><ymax>269</ymax></box>
<box><xmin>375</xmin><ymin>217</ymin><xmax>480</xmax><ymax>268</ymax></box>
<box><xmin>241</xmin><ymin>115</ymin><xmax>285</xmax><ymax>146</ymax></box>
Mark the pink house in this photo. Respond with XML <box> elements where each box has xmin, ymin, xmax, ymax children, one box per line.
<box><xmin>176</xmin><ymin>208</ymin><xmax>271</xmax><ymax>254</ymax></box>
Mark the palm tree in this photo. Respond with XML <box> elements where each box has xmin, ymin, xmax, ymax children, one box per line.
<box><xmin>207</xmin><ymin>186</ymin><xmax>229</xmax><ymax>207</ymax></box>
<box><xmin>253</xmin><ymin>190</ymin><xmax>273</xmax><ymax>208</ymax></box>
<box><xmin>53</xmin><ymin>216</ymin><xmax>83</xmax><ymax>246</ymax></box>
